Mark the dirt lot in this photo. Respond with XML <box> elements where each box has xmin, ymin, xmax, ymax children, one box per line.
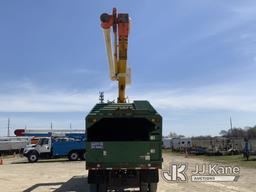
<box><xmin>160</xmin><ymin>153</ymin><xmax>256</xmax><ymax>192</ymax></box>
<box><xmin>0</xmin><ymin>152</ymin><xmax>255</xmax><ymax>192</ymax></box>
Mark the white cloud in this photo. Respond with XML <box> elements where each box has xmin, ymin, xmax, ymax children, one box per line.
<box><xmin>0</xmin><ymin>81</ymin><xmax>256</xmax><ymax>112</ymax></box>
<box><xmin>0</xmin><ymin>91</ymin><xmax>97</xmax><ymax>112</ymax></box>
<box><xmin>134</xmin><ymin>87</ymin><xmax>256</xmax><ymax>112</ymax></box>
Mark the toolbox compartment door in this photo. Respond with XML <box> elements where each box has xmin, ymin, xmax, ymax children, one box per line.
<box><xmin>86</xmin><ymin>141</ymin><xmax>161</xmax><ymax>168</ymax></box>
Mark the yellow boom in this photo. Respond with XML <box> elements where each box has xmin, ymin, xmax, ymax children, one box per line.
<box><xmin>100</xmin><ymin>8</ymin><xmax>131</xmax><ymax>103</ymax></box>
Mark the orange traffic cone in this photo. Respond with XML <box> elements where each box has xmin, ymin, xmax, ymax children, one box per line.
<box><xmin>0</xmin><ymin>158</ymin><xmax>3</xmax><ymax>165</ymax></box>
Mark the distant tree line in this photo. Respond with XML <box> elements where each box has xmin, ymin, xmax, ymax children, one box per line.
<box><xmin>191</xmin><ymin>135</ymin><xmax>212</xmax><ymax>139</ymax></box>
<box><xmin>219</xmin><ymin>125</ymin><xmax>256</xmax><ymax>139</ymax></box>
<box><xmin>166</xmin><ymin>132</ymin><xmax>185</xmax><ymax>138</ymax></box>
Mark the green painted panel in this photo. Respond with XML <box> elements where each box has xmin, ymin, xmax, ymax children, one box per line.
<box><xmin>86</xmin><ymin>141</ymin><xmax>161</xmax><ymax>164</ymax></box>
<box><xmin>85</xmin><ymin>101</ymin><xmax>163</xmax><ymax>169</ymax></box>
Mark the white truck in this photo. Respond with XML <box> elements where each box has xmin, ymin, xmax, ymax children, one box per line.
<box><xmin>23</xmin><ymin>136</ymin><xmax>86</xmax><ymax>163</ymax></box>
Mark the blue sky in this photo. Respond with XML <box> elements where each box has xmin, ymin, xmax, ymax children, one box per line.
<box><xmin>0</xmin><ymin>1</ymin><xmax>256</xmax><ymax>136</ymax></box>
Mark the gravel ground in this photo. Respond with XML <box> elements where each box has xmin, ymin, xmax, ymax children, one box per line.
<box><xmin>159</xmin><ymin>153</ymin><xmax>256</xmax><ymax>192</ymax></box>
<box><xmin>0</xmin><ymin>153</ymin><xmax>255</xmax><ymax>192</ymax></box>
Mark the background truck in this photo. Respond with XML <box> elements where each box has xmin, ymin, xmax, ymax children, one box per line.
<box><xmin>23</xmin><ymin>133</ymin><xmax>86</xmax><ymax>163</ymax></box>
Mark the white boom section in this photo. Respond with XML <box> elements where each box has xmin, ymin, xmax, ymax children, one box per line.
<box><xmin>102</xmin><ymin>28</ymin><xmax>116</xmax><ymax>80</ymax></box>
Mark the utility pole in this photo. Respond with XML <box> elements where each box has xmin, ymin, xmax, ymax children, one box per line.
<box><xmin>51</xmin><ymin>122</ymin><xmax>53</xmax><ymax>131</ymax></box>
<box><xmin>230</xmin><ymin>116</ymin><xmax>233</xmax><ymax>130</ymax></box>
<box><xmin>70</xmin><ymin>123</ymin><xmax>72</xmax><ymax>131</ymax></box>
<box><xmin>99</xmin><ymin>92</ymin><xmax>104</xmax><ymax>103</ymax></box>
<box><xmin>230</xmin><ymin>116</ymin><xmax>234</xmax><ymax>149</ymax></box>
<box><xmin>7</xmin><ymin>118</ymin><xmax>10</xmax><ymax>137</ymax></box>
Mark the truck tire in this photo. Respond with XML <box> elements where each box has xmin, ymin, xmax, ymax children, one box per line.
<box><xmin>80</xmin><ymin>151</ymin><xmax>86</xmax><ymax>160</ymax></box>
<box><xmin>89</xmin><ymin>184</ymin><xmax>106</xmax><ymax>192</ymax></box>
<box><xmin>89</xmin><ymin>184</ymin><xmax>98</xmax><ymax>192</ymax></box>
<box><xmin>28</xmin><ymin>152</ymin><xmax>38</xmax><ymax>163</ymax></box>
<box><xmin>68</xmin><ymin>151</ymin><xmax>79</xmax><ymax>161</ymax></box>
<box><xmin>149</xmin><ymin>183</ymin><xmax>157</xmax><ymax>192</ymax></box>
<box><xmin>98</xmin><ymin>183</ymin><xmax>107</xmax><ymax>192</ymax></box>
<box><xmin>140</xmin><ymin>183</ymin><xmax>148</xmax><ymax>192</ymax></box>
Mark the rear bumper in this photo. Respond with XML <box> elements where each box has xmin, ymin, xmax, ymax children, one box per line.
<box><xmin>86</xmin><ymin>161</ymin><xmax>162</xmax><ymax>170</ymax></box>
<box><xmin>88</xmin><ymin>169</ymin><xmax>159</xmax><ymax>185</ymax></box>
<box><xmin>86</xmin><ymin>162</ymin><xmax>162</xmax><ymax>170</ymax></box>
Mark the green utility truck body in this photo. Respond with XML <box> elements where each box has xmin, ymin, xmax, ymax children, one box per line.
<box><xmin>85</xmin><ymin>100</ymin><xmax>162</xmax><ymax>191</ymax></box>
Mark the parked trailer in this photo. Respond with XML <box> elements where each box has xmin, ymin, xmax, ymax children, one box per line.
<box><xmin>170</xmin><ymin>137</ymin><xmax>192</xmax><ymax>151</ymax></box>
<box><xmin>162</xmin><ymin>138</ymin><xmax>172</xmax><ymax>149</ymax></box>
<box><xmin>0</xmin><ymin>137</ymin><xmax>30</xmax><ymax>155</ymax></box>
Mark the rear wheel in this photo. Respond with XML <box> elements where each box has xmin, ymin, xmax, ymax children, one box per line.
<box><xmin>140</xmin><ymin>182</ymin><xmax>157</xmax><ymax>192</ymax></box>
<box><xmin>98</xmin><ymin>183</ymin><xmax>107</xmax><ymax>192</ymax></box>
<box><xmin>80</xmin><ymin>151</ymin><xmax>86</xmax><ymax>160</ymax></box>
<box><xmin>68</xmin><ymin>151</ymin><xmax>79</xmax><ymax>161</ymax></box>
<box><xmin>140</xmin><ymin>183</ymin><xmax>148</xmax><ymax>192</ymax></box>
<box><xmin>149</xmin><ymin>183</ymin><xmax>157</xmax><ymax>192</ymax></box>
<box><xmin>89</xmin><ymin>184</ymin><xmax>107</xmax><ymax>192</ymax></box>
<box><xmin>28</xmin><ymin>152</ymin><xmax>38</xmax><ymax>163</ymax></box>
<box><xmin>89</xmin><ymin>184</ymin><xmax>97</xmax><ymax>192</ymax></box>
